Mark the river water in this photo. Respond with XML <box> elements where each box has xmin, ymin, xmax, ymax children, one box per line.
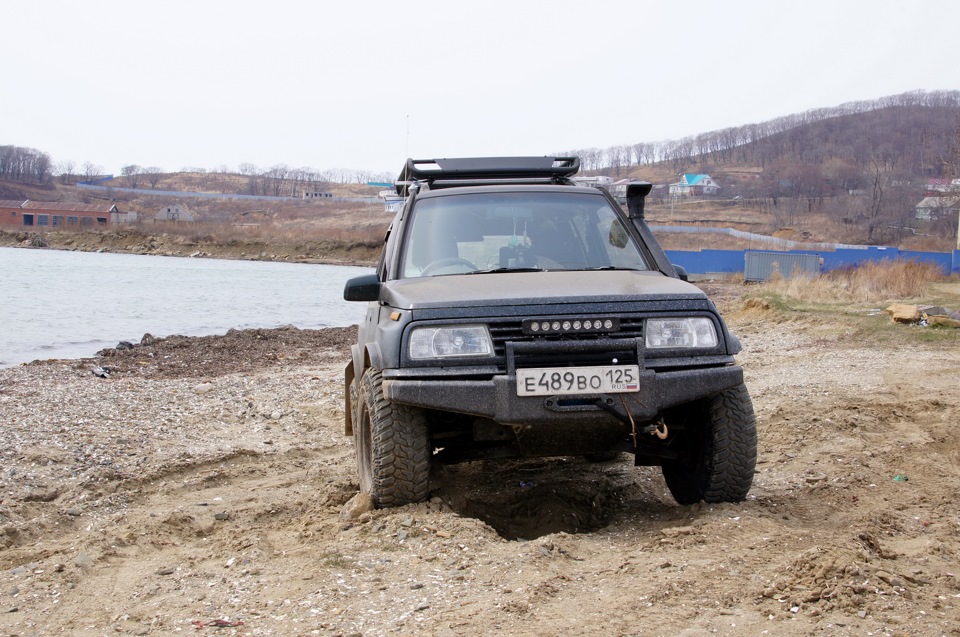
<box><xmin>0</xmin><ymin>247</ymin><xmax>373</xmax><ymax>367</ymax></box>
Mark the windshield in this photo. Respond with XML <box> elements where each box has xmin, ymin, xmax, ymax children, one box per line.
<box><xmin>399</xmin><ymin>191</ymin><xmax>649</xmax><ymax>278</ymax></box>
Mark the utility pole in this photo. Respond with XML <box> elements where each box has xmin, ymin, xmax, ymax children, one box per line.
<box><xmin>950</xmin><ymin>117</ymin><xmax>960</xmax><ymax>250</ymax></box>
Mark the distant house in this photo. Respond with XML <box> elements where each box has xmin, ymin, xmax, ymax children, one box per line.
<box><xmin>571</xmin><ymin>176</ymin><xmax>614</xmax><ymax>187</ymax></box>
<box><xmin>669</xmin><ymin>174</ymin><xmax>720</xmax><ymax>196</ymax></box>
<box><xmin>608</xmin><ymin>178</ymin><xmax>662</xmax><ymax>205</ymax></box>
<box><xmin>0</xmin><ymin>199</ymin><xmax>118</xmax><ymax>229</ymax></box>
<box><xmin>924</xmin><ymin>178</ymin><xmax>960</xmax><ymax>195</ymax></box>
<box><xmin>155</xmin><ymin>205</ymin><xmax>194</xmax><ymax>222</ymax></box>
<box><xmin>914</xmin><ymin>196</ymin><xmax>960</xmax><ymax>221</ymax></box>
<box><xmin>609</xmin><ymin>179</ymin><xmax>632</xmax><ymax>204</ymax></box>
<box><xmin>378</xmin><ymin>189</ymin><xmax>405</xmax><ymax>214</ymax></box>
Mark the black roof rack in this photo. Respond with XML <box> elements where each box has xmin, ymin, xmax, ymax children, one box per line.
<box><xmin>396</xmin><ymin>156</ymin><xmax>580</xmax><ymax>195</ymax></box>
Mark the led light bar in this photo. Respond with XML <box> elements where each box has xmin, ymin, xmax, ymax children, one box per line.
<box><xmin>522</xmin><ymin>317</ymin><xmax>620</xmax><ymax>336</ymax></box>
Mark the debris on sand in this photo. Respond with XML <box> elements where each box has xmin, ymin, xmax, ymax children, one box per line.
<box><xmin>884</xmin><ymin>303</ymin><xmax>960</xmax><ymax>327</ymax></box>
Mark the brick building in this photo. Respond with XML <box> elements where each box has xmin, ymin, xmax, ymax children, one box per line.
<box><xmin>0</xmin><ymin>200</ymin><xmax>120</xmax><ymax>229</ymax></box>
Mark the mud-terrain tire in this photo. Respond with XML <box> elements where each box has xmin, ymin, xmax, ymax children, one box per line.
<box><xmin>661</xmin><ymin>383</ymin><xmax>757</xmax><ymax>505</ymax></box>
<box><xmin>355</xmin><ymin>369</ymin><xmax>431</xmax><ymax>507</ymax></box>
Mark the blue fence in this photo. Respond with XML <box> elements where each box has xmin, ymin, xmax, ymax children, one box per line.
<box><xmin>665</xmin><ymin>247</ymin><xmax>960</xmax><ymax>276</ymax></box>
<box><xmin>77</xmin><ymin>175</ymin><xmax>115</xmax><ymax>186</ymax></box>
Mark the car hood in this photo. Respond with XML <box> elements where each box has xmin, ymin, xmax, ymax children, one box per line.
<box><xmin>381</xmin><ymin>270</ymin><xmax>707</xmax><ymax>310</ymax></box>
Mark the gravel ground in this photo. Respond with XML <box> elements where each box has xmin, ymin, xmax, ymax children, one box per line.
<box><xmin>2</xmin><ymin>290</ymin><xmax>960</xmax><ymax>637</ymax></box>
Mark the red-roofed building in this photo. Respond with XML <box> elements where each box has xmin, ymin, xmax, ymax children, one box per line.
<box><xmin>0</xmin><ymin>200</ymin><xmax>121</xmax><ymax>229</ymax></box>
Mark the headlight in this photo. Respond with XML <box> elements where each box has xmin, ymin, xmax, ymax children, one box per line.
<box><xmin>409</xmin><ymin>325</ymin><xmax>494</xmax><ymax>359</ymax></box>
<box><xmin>645</xmin><ymin>317</ymin><xmax>718</xmax><ymax>349</ymax></box>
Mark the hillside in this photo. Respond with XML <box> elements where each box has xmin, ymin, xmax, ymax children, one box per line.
<box><xmin>4</xmin><ymin>90</ymin><xmax>960</xmax><ymax>251</ymax></box>
<box><xmin>603</xmin><ymin>92</ymin><xmax>960</xmax><ymax>250</ymax></box>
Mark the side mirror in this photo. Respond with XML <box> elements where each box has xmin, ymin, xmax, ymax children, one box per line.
<box><xmin>343</xmin><ymin>273</ymin><xmax>381</xmax><ymax>301</ymax></box>
<box><xmin>672</xmin><ymin>264</ymin><xmax>689</xmax><ymax>282</ymax></box>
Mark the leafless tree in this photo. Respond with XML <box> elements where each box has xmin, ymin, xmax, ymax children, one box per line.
<box><xmin>143</xmin><ymin>167</ymin><xmax>164</xmax><ymax>189</ymax></box>
<box><xmin>863</xmin><ymin>158</ymin><xmax>891</xmax><ymax>243</ymax></box>
<box><xmin>81</xmin><ymin>162</ymin><xmax>103</xmax><ymax>182</ymax></box>
<box><xmin>266</xmin><ymin>164</ymin><xmax>290</xmax><ymax>196</ymax></box>
<box><xmin>604</xmin><ymin>146</ymin><xmax>628</xmax><ymax>177</ymax></box>
<box><xmin>54</xmin><ymin>160</ymin><xmax>76</xmax><ymax>185</ymax></box>
<box><xmin>0</xmin><ymin>145</ymin><xmax>52</xmax><ymax>183</ymax></box>
<box><xmin>942</xmin><ymin>114</ymin><xmax>960</xmax><ymax>247</ymax></box>
<box><xmin>938</xmin><ymin>113</ymin><xmax>960</xmax><ymax>179</ymax></box>
<box><xmin>121</xmin><ymin>164</ymin><xmax>142</xmax><ymax>189</ymax></box>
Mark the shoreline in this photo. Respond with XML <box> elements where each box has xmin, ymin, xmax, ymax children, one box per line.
<box><xmin>0</xmin><ymin>242</ymin><xmax>370</xmax><ymax>368</ymax></box>
<box><xmin>0</xmin><ymin>228</ymin><xmax>380</xmax><ymax>267</ymax></box>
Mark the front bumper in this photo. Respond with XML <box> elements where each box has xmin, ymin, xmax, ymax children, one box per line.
<box><xmin>382</xmin><ymin>364</ymin><xmax>743</xmax><ymax>426</ymax></box>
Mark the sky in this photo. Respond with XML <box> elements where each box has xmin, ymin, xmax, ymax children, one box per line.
<box><xmin>4</xmin><ymin>0</ymin><xmax>960</xmax><ymax>178</ymax></box>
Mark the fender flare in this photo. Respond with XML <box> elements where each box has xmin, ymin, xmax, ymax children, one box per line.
<box><xmin>344</xmin><ymin>343</ymin><xmax>384</xmax><ymax>436</ymax></box>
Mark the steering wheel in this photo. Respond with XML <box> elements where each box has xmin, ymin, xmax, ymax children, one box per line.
<box><xmin>421</xmin><ymin>257</ymin><xmax>478</xmax><ymax>276</ymax></box>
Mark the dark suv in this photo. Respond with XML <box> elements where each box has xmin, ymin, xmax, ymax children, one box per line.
<box><xmin>343</xmin><ymin>157</ymin><xmax>756</xmax><ymax>507</ymax></box>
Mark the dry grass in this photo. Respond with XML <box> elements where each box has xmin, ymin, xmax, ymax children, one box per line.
<box><xmin>758</xmin><ymin>259</ymin><xmax>949</xmax><ymax>305</ymax></box>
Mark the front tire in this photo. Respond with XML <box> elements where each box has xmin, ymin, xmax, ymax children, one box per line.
<box><xmin>661</xmin><ymin>383</ymin><xmax>757</xmax><ymax>504</ymax></box>
<box><xmin>354</xmin><ymin>369</ymin><xmax>431</xmax><ymax>507</ymax></box>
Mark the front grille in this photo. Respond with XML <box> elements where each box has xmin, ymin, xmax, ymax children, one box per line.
<box><xmin>488</xmin><ymin>316</ymin><xmax>642</xmax><ymax>353</ymax></box>
<box><xmin>488</xmin><ymin>315</ymin><xmax>644</xmax><ymax>369</ymax></box>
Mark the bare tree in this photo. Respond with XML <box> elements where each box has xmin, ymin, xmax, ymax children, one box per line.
<box><xmin>33</xmin><ymin>152</ymin><xmax>52</xmax><ymax>183</ymax></box>
<box><xmin>266</xmin><ymin>164</ymin><xmax>290</xmax><ymax>196</ymax></box>
<box><xmin>604</xmin><ymin>146</ymin><xmax>628</xmax><ymax>177</ymax></box>
<box><xmin>143</xmin><ymin>167</ymin><xmax>164</xmax><ymax>189</ymax></box>
<box><xmin>54</xmin><ymin>160</ymin><xmax>76</xmax><ymax>185</ymax></box>
<box><xmin>941</xmin><ymin>113</ymin><xmax>960</xmax><ymax>178</ymax></box>
<box><xmin>0</xmin><ymin>145</ymin><xmax>53</xmax><ymax>183</ymax></box>
<box><xmin>121</xmin><ymin>164</ymin><xmax>142</xmax><ymax>189</ymax></box>
<box><xmin>863</xmin><ymin>158</ymin><xmax>889</xmax><ymax>243</ymax></box>
<box><xmin>945</xmin><ymin>115</ymin><xmax>960</xmax><ymax>247</ymax></box>
<box><xmin>81</xmin><ymin>162</ymin><xmax>103</xmax><ymax>182</ymax></box>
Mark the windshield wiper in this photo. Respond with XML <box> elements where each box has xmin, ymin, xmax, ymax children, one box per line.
<box><xmin>467</xmin><ymin>267</ymin><xmax>545</xmax><ymax>274</ymax></box>
<box><xmin>580</xmin><ymin>266</ymin><xmax>642</xmax><ymax>271</ymax></box>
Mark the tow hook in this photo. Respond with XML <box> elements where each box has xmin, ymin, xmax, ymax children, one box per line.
<box><xmin>652</xmin><ymin>418</ymin><xmax>669</xmax><ymax>440</ymax></box>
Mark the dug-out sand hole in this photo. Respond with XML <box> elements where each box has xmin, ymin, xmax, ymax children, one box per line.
<box><xmin>432</xmin><ymin>458</ymin><xmax>639</xmax><ymax>541</ymax></box>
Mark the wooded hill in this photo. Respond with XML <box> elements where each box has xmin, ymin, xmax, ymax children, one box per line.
<box><xmin>3</xmin><ymin>90</ymin><xmax>959</xmax><ymax>248</ymax></box>
<box><xmin>566</xmin><ymin>90</ymin><xmax>960</xmax><ymax>247</ymax></box>
<box><xmin>572</xmin><ymin>90</ymin><xmax>960</xmax><ymax>180</ymax></box>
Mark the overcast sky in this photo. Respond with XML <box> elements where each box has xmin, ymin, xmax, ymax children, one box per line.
<box><xmin>4</xmin><ymin>0</ymin><xmax>959</xmax><ymax>177</ymax></box>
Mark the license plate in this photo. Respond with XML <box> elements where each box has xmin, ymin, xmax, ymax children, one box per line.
<box><xmin>516</xmin><ymin>365</ymin><xmax>641</xmax><ymax>396</ymax></box>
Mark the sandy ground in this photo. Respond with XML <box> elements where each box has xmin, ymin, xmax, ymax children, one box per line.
<box><xmin>2</xmin><ymin>285</ymin><xmax>960</xmax><ymax>637</ymax></box>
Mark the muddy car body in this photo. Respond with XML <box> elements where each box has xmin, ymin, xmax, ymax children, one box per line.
<box><xmin>344</xmin><ymin>157</ymin><xmax>757</xmax><ymax>507</ymax></box>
